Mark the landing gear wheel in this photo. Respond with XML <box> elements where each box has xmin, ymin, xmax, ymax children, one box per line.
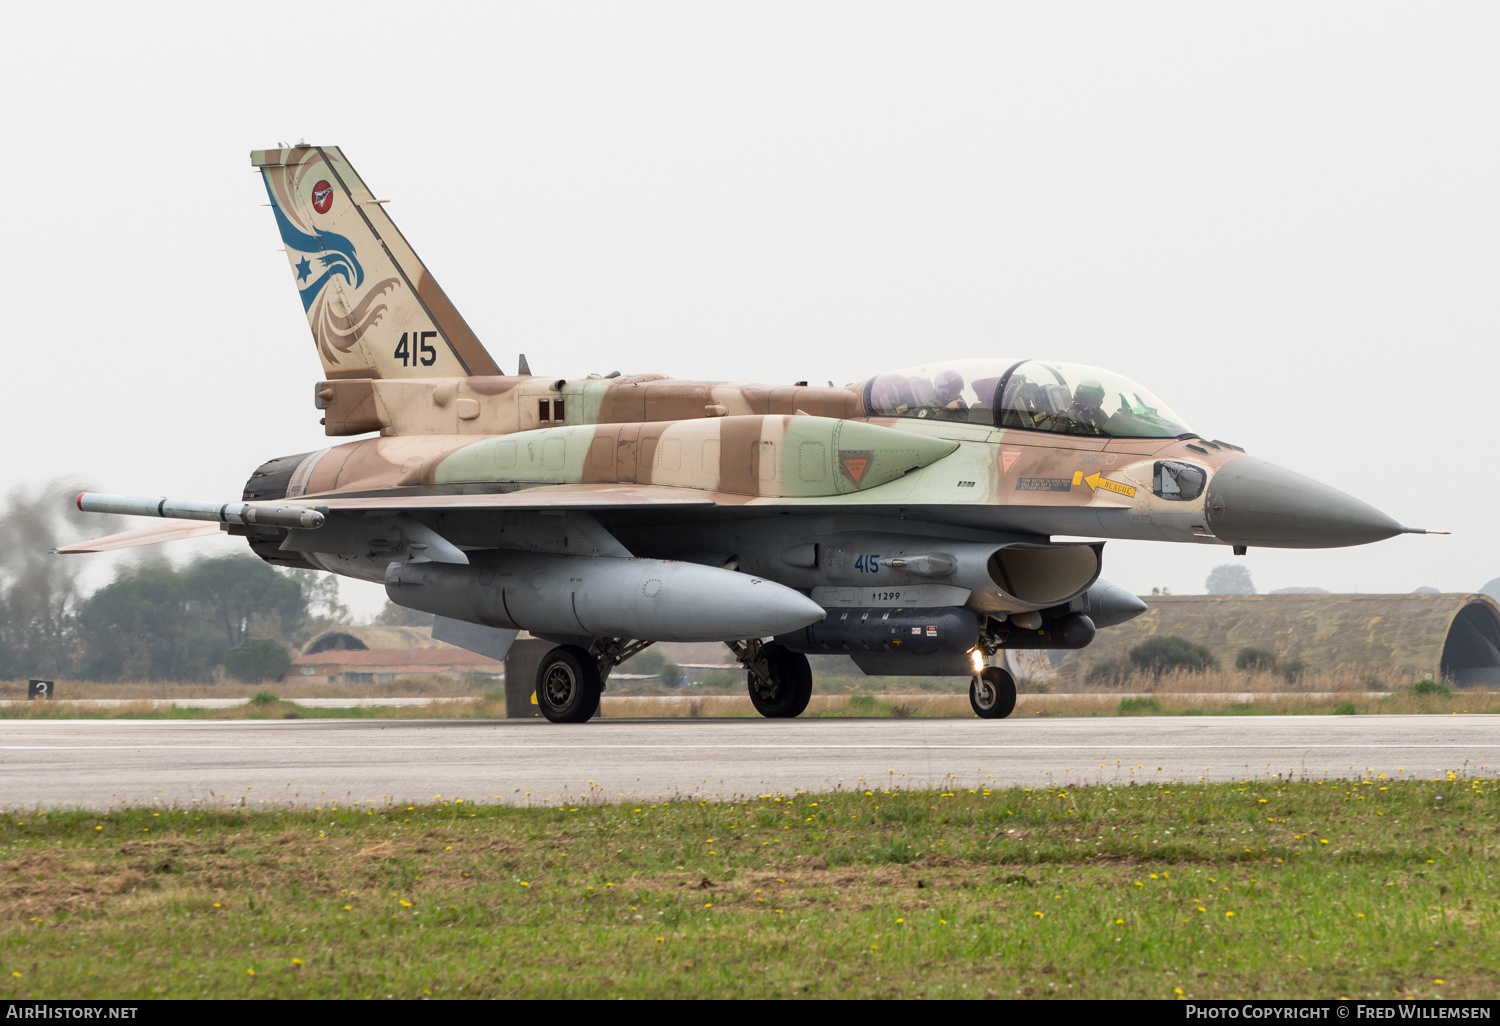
<box><xmin>535</xmin><ymin>645</ymin><xmax>603</xmax><ymax>724</ymax></box>
<box><xmin>970</xmin><ymin>666</ymin><xmax>1017</xmax><ymax>719</ymax></box>
<box><xmin>747</xmin><ymin>643</ymin><xmax>814</xmax><ymax>719</ymax></box>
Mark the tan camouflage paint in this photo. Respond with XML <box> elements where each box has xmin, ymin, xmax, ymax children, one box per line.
<box><xmin>247</xmin><ymin>145</ymin><xmax>1248</xmax><ymax>548</ymax></box>
<box><xmin>276</xmin><ymin>393</ymin><xmax>1244</xmax><ymax>548</ymax></box>
<box><xmin>313</xmin><ymin>374</ymin><xmax>865</xmax><ymax>438</ymax></box>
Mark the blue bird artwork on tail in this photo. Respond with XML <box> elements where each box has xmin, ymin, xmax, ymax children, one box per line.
<box><xmin>261</xmin><ymin>165</ymin><xmax>399</xmax><ymax>367</ymax></box>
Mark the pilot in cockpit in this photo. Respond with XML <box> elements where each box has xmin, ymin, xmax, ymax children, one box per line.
<box><xmin>1064</xmin><ymin>380</ymin><xmax>1109</xmax><ymax>433</ymax></box>
<box><xmin>935</xmin><ymin>369</ymin><xmax>967</xmax><ymax>412</ymax></box>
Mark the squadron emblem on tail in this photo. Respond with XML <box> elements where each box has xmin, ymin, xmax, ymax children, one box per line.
<box><xmin>251</xmin><ymin>145</ymin><xmax>499</xmax><ymax>379</ymax></box>
<box><xmin>261</xmin><ymin>162</ymin><xmax>400</xmax><ymax>366</ymax></box>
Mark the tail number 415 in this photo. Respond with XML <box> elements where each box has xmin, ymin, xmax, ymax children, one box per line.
<box><xmin>395</xmin><ymin>331</ymin><xmax>438</xmax><ymax>367</ymax></box>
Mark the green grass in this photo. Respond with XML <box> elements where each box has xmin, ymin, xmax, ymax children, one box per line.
<box><xmin>1</xmin><ymin>777</ymin><xmax>1495</xmax><ymax>999</ymax></box>
<box><xmin>816</xmin><ymin>694</ymin><xmax>917</xmax><ymax>718</ymax></box>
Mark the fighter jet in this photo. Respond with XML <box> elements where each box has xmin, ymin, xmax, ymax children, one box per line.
<box><xmin>63</xmin><ymin>145</ymin><xmax>1434</xmax><ymax>722</ymax></box>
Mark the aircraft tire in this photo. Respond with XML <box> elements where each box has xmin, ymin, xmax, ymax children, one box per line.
<box><xmin>748</xmin><ymin>644</ymin><xmax>814</xmax><ymax>718</ymax></box>
<box><xmin>536</xmin><ymin>645</ymin><xmax>603</xmax><ymax>724</ymax></box>
<box><xmin>970</xmin><ymin>666</ymin><xmax>1017</xmax><ymax>719</ymax></box>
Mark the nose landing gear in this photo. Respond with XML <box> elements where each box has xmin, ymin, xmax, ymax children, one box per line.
<box><xmin>970</xmin><ymin>666</ymin><xmax>1017</xmax><ymax>719</ymax></box>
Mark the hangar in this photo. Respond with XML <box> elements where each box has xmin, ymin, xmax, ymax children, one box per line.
<box><xmin>290</xmin><ymin>626</ymin><xmax>505</xmax><ymax>684</ymax></box>
<box><xmin>1073</xmin><ymin>593</ymin><xmax>1500</xmax><ymax>686</ymax></box>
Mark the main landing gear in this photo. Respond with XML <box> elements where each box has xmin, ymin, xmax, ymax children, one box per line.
<box><xmin>727</xmin><ymin>639</ymin><xmax>813</xmax><ymax>718</ymax></box>
<box><xmin>534</xmin><ymin>637</ymin><xmax>655</xmax><ymax>724</ymax></box>
<box><xmin>970</xmin><ymin>666</ymin><xmax>1017</xmax><ymax>719</ymax></box>
<box><xmin>535</xmin><ymin>646</ymin><xmax>602</xmax><ymax>723</ymax></box>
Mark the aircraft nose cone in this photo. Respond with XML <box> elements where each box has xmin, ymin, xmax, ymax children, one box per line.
<box><xmin>1204</xmin><ymin>457</ymin><xmax>1403</xmax><ymax>549</ymax></box>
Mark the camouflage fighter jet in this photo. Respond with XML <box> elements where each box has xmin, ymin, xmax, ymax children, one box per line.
<box><xmin>64</xmin><ymin>145</ymin><xmax>1436</xmax><ymax>722</ymax></box>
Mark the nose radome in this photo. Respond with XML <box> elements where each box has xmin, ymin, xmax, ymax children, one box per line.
<box><xmin>1205</xmin><ymin>457</ymin><xmax>1404</xmax><ymax>549</ymax></box>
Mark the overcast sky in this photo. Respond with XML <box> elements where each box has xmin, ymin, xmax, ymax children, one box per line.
<box><xmin>2</xmin><ymin>3</ymin><xmax>1495</xmax><ymax>616</ymax></box>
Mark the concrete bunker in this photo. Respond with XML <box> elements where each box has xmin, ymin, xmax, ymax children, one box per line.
<box><xmin>1072</xmin><ymin>593</ymin><xmax>1500</xmax><ymax>686</ymax></box>
<box><xmin>292</xmin><ymin>626</ymin><xmax>504</xmax><ymax>684</ymax></box>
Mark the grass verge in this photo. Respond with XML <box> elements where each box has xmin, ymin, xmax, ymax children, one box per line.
<box><xmin>1</xmin><ymin>778</ymin><xmax>1495</xmax><ymax>999</ymax></box>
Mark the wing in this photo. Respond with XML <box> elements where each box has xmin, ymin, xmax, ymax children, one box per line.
<box><xmin>67</xmin><ymin>485</ymin><xmax>719</xmax><ymax>554</ymax></box>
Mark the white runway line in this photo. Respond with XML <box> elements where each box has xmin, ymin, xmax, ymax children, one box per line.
<box><xmin>1</xmin><ymin>743</ymin><xmax>1497</xmax><ymax>751</ymax></box>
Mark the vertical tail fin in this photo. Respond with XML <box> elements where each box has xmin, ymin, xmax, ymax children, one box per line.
<box><xmin>251</xmin><ymin>145</ymin><xmax>501</xmax><ymax>379</ymax></box>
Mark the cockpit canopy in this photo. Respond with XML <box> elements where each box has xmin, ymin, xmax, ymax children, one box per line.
<box><xmin>863</xmin><ymin>359</ymin><xmax>1192</xmax><ymax>439</ymax></box>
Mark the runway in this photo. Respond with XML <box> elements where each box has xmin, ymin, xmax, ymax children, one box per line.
<box><xmin>1</xmin><ymin>715</ymin><xmax>1496</xmax><ymax>810</ymax></box>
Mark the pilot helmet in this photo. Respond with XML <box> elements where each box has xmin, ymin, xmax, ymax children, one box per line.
<box><xmin>1075</xmin><ymin>380</ymin><xmax>1106</xmax><ymax>406</ymax></box>
<box><xmin>934</xmin><ymin>369</ymin><xmax>965</xmax><ymax>398</ymax></box>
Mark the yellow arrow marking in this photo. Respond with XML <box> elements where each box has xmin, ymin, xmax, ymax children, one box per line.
<box><xmin>1084</xmin><ymin>472</ymin><xmax>1136</xmax><ymax>498</ymax></box>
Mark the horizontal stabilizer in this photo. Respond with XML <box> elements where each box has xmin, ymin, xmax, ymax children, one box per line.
<box><xmin>56</xmin><ymin>521</ymin><xmax>223</xmax><ymax>554</ymax></box>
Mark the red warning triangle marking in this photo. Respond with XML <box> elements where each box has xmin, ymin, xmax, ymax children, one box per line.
<box><xmin>1001</xmin><ymin>450</ymin><xmax>1021</xmax><ymax>473</ymax></box>
<box><xmin>842</xmin><ymin>458</ymin><xmax>869</xmax><ymax>483</ymax></box>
